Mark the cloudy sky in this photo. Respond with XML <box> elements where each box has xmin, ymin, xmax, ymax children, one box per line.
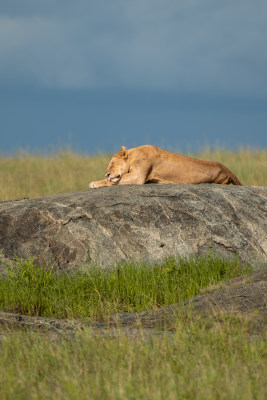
<box><xmin>1</xmin><ymin>0</ymin><xmax>266</xmax><ymax>153</ymax></box>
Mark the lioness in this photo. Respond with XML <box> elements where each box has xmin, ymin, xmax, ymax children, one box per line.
<box><xmin>89</xmin><ymin>145</ymin><xmax>242</xmax><ymax>188</ymax></box>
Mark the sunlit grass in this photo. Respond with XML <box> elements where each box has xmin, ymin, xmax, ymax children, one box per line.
<box><xmin>0</xmin><ymin>148</ymin><xmax>266</xmax><ymax>201</ymax></box>
<box><xmin>0</xmin><ymin>255</ymin><xmax>252</xmax><ymax>320</ymax></box>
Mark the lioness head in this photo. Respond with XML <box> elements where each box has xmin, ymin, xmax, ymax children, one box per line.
<box><xmin>105</xmin><ymin>146</ymin><xmax>129</xmax><ymax>183</ymax></box>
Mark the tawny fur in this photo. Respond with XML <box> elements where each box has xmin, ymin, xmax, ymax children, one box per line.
<box><xmin>89</xmin><ymin>145</ymin><xmax>242</xmax><ymax>188</ymax></box>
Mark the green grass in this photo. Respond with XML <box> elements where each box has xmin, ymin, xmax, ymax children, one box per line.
<box><xmin>0</xmin><ymin>257</ymin><xmax>265</xmax><ymax>399</ymax></box>
<box><xmin>0</xmin><ymin>255</ymin><xmax>252</xmax><ymax>320</ymax></box>
<box><xmin>0</xmin><ymin>148</ymin><xmax>266</xmax><ymax>201</ymax></box>
<box><xmin>0</xmin><ymin>317</ymin><xmax>266</xmax><ymax>400</ymax></box>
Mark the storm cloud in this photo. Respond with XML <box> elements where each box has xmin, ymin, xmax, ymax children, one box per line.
<box><xmin>1</xmin><ymin>0</ymin><xmax>266</xmax><ymax>96</ymax></box>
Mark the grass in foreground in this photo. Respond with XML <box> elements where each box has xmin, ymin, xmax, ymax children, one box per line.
<box><xmin>0</xmin><ymin>317</ymin><xmax>266</xmax><ymax>400</ymax></box>
<box><xmin>0</xmin><ymin>148</ymin><xmax>266</xmax><ymax>201</ymax></box>
<box><xmin>0</xmin><ymin>257</ymin><xmax>264</xmax><ymax>400</ymax></box>
<box><xmin>0</xmin><ymin>256</ymin><xmax>252</xmax><ymax>320</ymax></box>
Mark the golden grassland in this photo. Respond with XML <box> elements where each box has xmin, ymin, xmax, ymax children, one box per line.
<box><xmin>0</xmin><ymin>148</ymin><xmax>266</xmax><ymax>201</ymax></box>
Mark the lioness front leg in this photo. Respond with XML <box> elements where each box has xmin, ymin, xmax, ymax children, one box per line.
<box><xmin>117</xmin><ymin>171</ymin><xmax>147</xmax><ymax>185</ymax></box>
<box><xmin>89</xmin><ymin>179</ymin><xmax>114</xmax><ymax>189</ymax></box>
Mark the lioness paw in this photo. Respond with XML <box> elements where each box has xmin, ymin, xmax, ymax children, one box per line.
<box><xmin>89</xmin><ymin>182</ymin><xmax>97</xmax><ymax>189</ymax></box>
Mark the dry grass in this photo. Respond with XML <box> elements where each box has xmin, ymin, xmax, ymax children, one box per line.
<box><xmin>0</xmin><ymin>150</ymin><xmax>110</xmax><ymax>201</ymax></box>
<box><xmin>0</xmin><ymin>148</ymin><xmax>266</xmax><ymax>201</ymax></box>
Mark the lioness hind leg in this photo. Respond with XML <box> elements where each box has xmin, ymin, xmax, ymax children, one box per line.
<box><xmin>217</xmin><ymin>176</ymin><xmax>234</xmax><ymax>185</ymax></box>
<box><xmin>214</xmin><ymin>164</ymin><xmax>242</xmax><ymax>185</ymax></box>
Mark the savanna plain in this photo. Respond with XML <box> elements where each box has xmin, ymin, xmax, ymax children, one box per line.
<box><xmin>0</xmin><ymin>148</ymin><xmax>266</xmax><ymax>400</ymax></box>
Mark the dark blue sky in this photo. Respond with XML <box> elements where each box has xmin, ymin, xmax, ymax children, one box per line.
<box><xmin>0</xmin><ymin>1</ymin><xmax>266</xmax><ymax>154</ymax></box>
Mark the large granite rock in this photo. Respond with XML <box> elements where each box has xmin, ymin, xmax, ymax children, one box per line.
<box><xmin>0</xmin><ymin>185</ymin><xmax>266</xmax><ymax>269</ymax></box>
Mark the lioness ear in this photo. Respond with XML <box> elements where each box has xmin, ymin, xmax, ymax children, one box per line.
<box><xmin>120</xmin><ymin>146</ymin><xmax>128</xmax><ymax>159</ymax></box>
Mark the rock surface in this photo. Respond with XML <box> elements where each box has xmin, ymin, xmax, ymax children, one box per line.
<box><xmin>1</xmin><ymin>267</ymin><xmax>266</xmax><ymax>336</ymax></box>
<box><xmin>0</xmin><ymin>185</ymin><xmax>266</xmax><ymax>269</ymax></box>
